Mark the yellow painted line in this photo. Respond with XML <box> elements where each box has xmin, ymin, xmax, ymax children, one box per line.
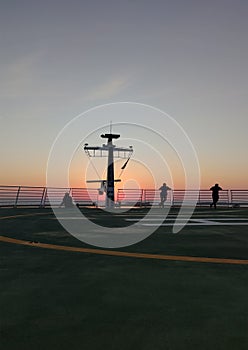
<box><xmin>1</xmin><ymin>235</ymin><xmax>248</xmax><ymax>265</ymax></box>
<box><xmin>0</xmin><ymin>213</ymin><xmax>50</xmax><ymax>220</ymax></box>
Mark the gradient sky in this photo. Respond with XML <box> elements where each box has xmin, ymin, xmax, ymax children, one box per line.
<box><xmin>1</xmin><ymin>0</ymin><xmax>248</xmax><ymax>189</ymax></box>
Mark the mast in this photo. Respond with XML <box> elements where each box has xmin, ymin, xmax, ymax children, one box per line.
<box><xmin>101</xmin><ymin>133</ymin><xmax>119</xmax><ymax>207</ymax></box>
<box><xmin>84</xmin><ymin>130</ymin><xmax>133</xmax><ymax>208</ymax></box>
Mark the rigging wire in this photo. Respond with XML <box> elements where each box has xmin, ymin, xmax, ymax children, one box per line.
<box><xmin>85</xmin><ymin>153</ymin><xmax>102</xmax><ymax>180</ymax></box>
<box><xmin>85</xmin><ymin>146</ymin><xmax>132</xmax><ymax>181</ymax></box>
<box><xmin>118</xmin><ymin>157</ymin><xmax>131</xmax><ymax>178</ymax></box>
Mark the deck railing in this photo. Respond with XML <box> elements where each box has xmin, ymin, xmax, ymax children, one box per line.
<box><xmin>116</xmin><ymin>189</ymin><xmax>143</xmax><ymax>207</ymax></box>
<box><xmin>0</xmin><ymin>185</ymin><xmax>248</xmax><ymax>208</ymax></box>
<box><xmin>230</xmin><ymin>190</ymin><xmax>248</xmax><ymax>206</ymax></box>
<box><xmin>116</xmin><ymin>189</ymin><xmax>246</xmax><ymax>207</ymax></box>
<box><xmin>0</xmin><ymin>186</ymin><xmax>99</xmax><ymax>208</ymax></box>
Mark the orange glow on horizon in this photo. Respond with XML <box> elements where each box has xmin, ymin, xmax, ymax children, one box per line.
<box><xmin>1</xmin><ymin>153</ymin><xmax>247</xmax><ymax>190</ymax></box>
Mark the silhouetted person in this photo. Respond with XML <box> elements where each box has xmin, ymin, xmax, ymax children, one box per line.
<box><xmin>159</xmin><ymin>183</ymin><xmax>171</xmax><ymax>208</ymax></box>
<box><xmin>210</xmin><ymin>184</ymin><xmax>222</xmax><ymax>209</ymax></box>
<box><xmin>60</xmin><ymin>192</ymin><xmax>73</xmax><ymax>208</ymax></box>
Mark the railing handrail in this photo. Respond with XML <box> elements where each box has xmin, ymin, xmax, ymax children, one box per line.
<box><xmin>1</xmin><ymin>186</ymin><xmax>248</xmax><ymax>208</ymax></box>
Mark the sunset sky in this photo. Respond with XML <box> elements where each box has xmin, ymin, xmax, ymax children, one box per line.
<box><xmin>1</xmin><ymin>0</ymin><xmax>248</xmax><ymax>190</ymax></box>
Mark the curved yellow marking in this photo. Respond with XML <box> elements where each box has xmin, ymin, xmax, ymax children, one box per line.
<box><xmin>1</xmin><ymin>235</ymin><xmax>248</xmax><ymax>265</ymax></box>
<box><xmin>0</xmin><ymin>213</ymin><xmax>49</xmax><ymax>220</ymax></box>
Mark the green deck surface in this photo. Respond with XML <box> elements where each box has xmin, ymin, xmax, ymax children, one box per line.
<box><xmin>1</xmin><ymin>207</ymin><xmax>248</xmax><ymax>350</ymax></box>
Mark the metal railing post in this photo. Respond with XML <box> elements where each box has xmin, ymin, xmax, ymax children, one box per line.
<box><xmin>40</xmin><ymin>187</ymin><xmax>47</xmax><ymax>208</ymax></box>
<box><xmin>14</xmin><ymin>186</ymin><xmax>21</xmax><ymax>208</ymax></box>
<box><xmin>229</xmin><ymin>189</ymin><xmax>232</xmax><ymax>207</ymax></box>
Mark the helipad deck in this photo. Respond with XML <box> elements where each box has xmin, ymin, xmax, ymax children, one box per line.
<box><xmin>1</xmin><ymin>207</ymin><xmax>248</xmax><ymax>350</ymax></box>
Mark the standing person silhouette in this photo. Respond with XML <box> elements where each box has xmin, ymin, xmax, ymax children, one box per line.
<box><xmin>210</xmin><ymin>183</ymin><xmax>222</xmax><ymax>209</ymax></box>
<box><xmin>159</xmin><ymin>183</ymin><xmax>171</xmax><ymax>208</ymax></box>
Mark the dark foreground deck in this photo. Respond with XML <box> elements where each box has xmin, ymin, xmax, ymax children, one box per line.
<box><xmin>1</xmin><ymin>207</ymin><xmax>248</xmax><ymax>350</ymax></box>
